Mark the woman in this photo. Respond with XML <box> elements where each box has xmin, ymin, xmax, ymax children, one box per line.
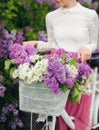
<box><xmin>23</xmin><ymin>0</ymin><xmax>99</xmax><ymax>129</ymax></box>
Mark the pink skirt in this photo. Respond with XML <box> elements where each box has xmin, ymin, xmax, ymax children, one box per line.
<box><xmin>56</xmin><ymin>94</ymin><xmax>92</xmax><ymax>130</ymax></box>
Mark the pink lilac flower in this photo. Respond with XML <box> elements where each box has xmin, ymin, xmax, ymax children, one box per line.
<box><xmin>0</xmin><ymin>86</ymin><xmax>6</xmax><ymax>97</ymax></box>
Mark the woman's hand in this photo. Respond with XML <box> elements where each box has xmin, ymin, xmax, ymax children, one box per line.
<box><xmin>78</xmin><ymin>47</ymin><xmax>91</xmax><ymax>63</ymax></box>
<box><xmin>22</xmin><ymin>41</ymin><xmax>37</xmax><ymax>47</ymax></box>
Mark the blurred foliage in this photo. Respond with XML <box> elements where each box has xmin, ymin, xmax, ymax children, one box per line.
<box><xmin>0</xmin><ymin>0</ymin><xmax>53</xmax><ymax>40</ymax></box>
<box><xmin>0</xmin><ymin>0</ymin><xmax>98</xmax><ymax>40</ymax></box>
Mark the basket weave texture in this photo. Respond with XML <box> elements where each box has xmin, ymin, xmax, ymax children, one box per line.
<box><xmin>19</xmin><ymin>80</ymin><xmax>70</xmax><ymax>116</ymax></box>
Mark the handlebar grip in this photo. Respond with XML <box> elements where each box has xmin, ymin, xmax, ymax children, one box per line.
<box><xmin>92</xmin><ymin>51</ymin><xmax>99</xmax><ymax>57</ymax></box>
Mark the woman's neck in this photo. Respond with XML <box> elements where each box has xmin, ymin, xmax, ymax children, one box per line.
<box><xmin>63</xmin><ymin>0</ymin><xmax>77</xmax><ymax>9</ymax></box>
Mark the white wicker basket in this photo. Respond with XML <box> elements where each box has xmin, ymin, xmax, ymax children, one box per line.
<box><xmin>19</xmin><ymin>80</ymin><xmax>70</xmax><ymax>116</ymax></box>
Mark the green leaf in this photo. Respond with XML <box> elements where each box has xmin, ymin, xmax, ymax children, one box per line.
<box><xmin>4</xmin><ymin>59</ymin><xmax>14</xmax><ymax>71</ymax></box>
<box><xmin>70</xmin><ymin>94</ymin><xmax>82</xmax><ymax>105</ymax></box>
<box><xmin>72</xmin><ymin>82</ymin><xmax>82</xmax><ymax>97</ymax></box>
<box><xmin>69</xmin><ymin>81</ymin><xmax>82</xmax><ymax>104</ymax></box>
<box><xmin>61</xmin><ymin>84</ymin><xmax>69</xmax><ymax>93</ymax></box>
<box><xmin>69</xmin><ymin>58</ymin><xmax>77</xmax><ymax>66</ymax></box>
<box><xmin>82</xmin><ymin>3</ymin><xmax>91</xmax><ymax>8</ymax></box>
<box><xmin>9</xmin><ymin>67</ymin><xmax>17</xmax><ymax>77</ymax></box>
<box><xmin>61</xmin><ymin>53</ymin><xmax>66</xmax><ymax>64</ymax></box>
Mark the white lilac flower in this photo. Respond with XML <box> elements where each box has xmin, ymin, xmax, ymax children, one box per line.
<box><xmin>82</xmin><ymin>84</ymin><xmax>92</xmax><ymax>95</ymax></box>
<box><xmin>30</xmin><ymin>54</ymin><xmax>43</xmax><ymax>63</ymax></box>
<box><xmin>18</xmin><ymin>63</ymin><xmax>30</xmax><ymax>80</ymax></box>
<box><xmin>12</xmin><ymin>69</ymin><xmax>19</xmax><ymax>79</ymax></box>
<box><xmin>31</xmin><ymin>59</ymin><xmax>48</xmax><ymax>82</ymax></box>
<box><xmin>20</xmin><ymin>59</ymin><xmax>48</xmax><ymax>83</ymax></box>
<box><xmin>66</xmin><ymin>64</ymin><xmax>78</xmax><ymax>78</ymax></box>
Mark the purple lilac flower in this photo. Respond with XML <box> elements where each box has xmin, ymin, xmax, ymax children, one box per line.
<box><xmin>77</xmin><ymin>64</ymin><xmax>92</xmax><ymax>79</ymax></box>
<box><xmin>0</xmin><ymin>29</ymin><xmax>25</xmax><ymax>58</ymax></box>
<box><xmin>16</xmin><ymin>119</ymin><xmax>23</xmax><ymax>128</ymax></box>
<box><xmin>65</xmin><ymin>67</ymin><xmax>74</xmax><ymax>88</ymax></box>
<box><xmin>95</xmin><ymin>48</ymin><xmax>99</xmax><ymax>52</ymax></box>
<box><xmin>55</xmin><ymin>48</ymin><xmax>66</xmax><ymax>57</ymax></box>
<box><xmin>0</xmin><ymin>42</ymin><xmax>6</xmax><ymax>58</ymax></box>
<box><xmin>46</xmin><ymin>0</ymin><xmax>59</xmax><ymax>9</ymax></box>
<box><xmin>0</xmin><ymin>86</ymin><xmax>6</xmax><ymax>97</ymax></box>
<box><xmin>3</xmin><ymin>29</ymin><xmax>16</xmax><ymax>43</ymax></box>
<box><xmin>44</xmin><ymin>75</ymin><xmax>59</xmax><ymax>94</ymax></box>
<box><xmin>14</xmin><ymin>117</ymin><xmax>24</xmax><ymax>128</ymax></box>
<box><xmin>0</xmin><ymin>113</ymin><xmax>6</xmax><ymax>123</ymax></box>
<box><xmin>35</xmin><ymin>0</ymin><xmax>44</xmax><ymax>3</ymax></box>
<box><xmin>25</xmin><ymin>45</ymin><xmax>37</xmax><ymax>56</ymax></box>
<box><xmin>2</xmin><ymin>106</ymin><xmax>9</xmax><ymax>114</ymax></box>
<box><xmin>10</xmin><ymin>121</ymin><xmax>16</xmax><ymax>130</ymax></box>
<box><xmin>44</xmin><ymin>56</ymin><xmax>75</xmax><ymax>92</ymax></box>
<box><xmin>7</xmin><ymin>104</ymin><xmax>14</xmax><ymax>111</ymax></box>
<box><xmin>47</xmin><ymin>56</ymin><xmax>58</xmax><ymax>71</ymax></box>
<box><xmin>2</xmin><ymin>104</ymin><xmax>14</xmax><ymax>116</ymax></box>
<box><xmin>55</xmin><ymin>66</ymin><xmax>66</xmax><ymax>84</ymax></box>
<box><xmin>13</xmin><ymin>109</ymin><xmax>19</xmax><ymax>116</ymax></box>
<box><xmin>66</xmin><ymin>52</ymin><xmax>78</xmax><ymax>62</ymax></box>
<box><xmin>9</xmin><ymin>43</ymin><xmax>30</xmax><ymax>64</ymax></box>
<box><xmin>15</xmin><ymin>30</ymin><xmax>25</xmax><ymax>44</ymax></box>
<box><xmin>53</xmin><ymin>61</ymin><xmax>66</xmax><ymax>84</ymax></box>
<box><xmin>91</xmin><ymin>1</ymin><xmax>99</xmax><ymax>10</ymax></box>
<box><xmin>2</xmin><ymin>29</ymin><xmax>9</xmax><ymax>38</ymax></box>
<box><xmin>37</xmin><ymin>31</ymin><xmax>47</xmax><ymax>42</ymax></box>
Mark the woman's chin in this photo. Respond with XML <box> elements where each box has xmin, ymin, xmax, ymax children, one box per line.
<box><xmin>56</xmin><ymin>2</ymin><xmax>64</xmax><ymax>7</ymax></box>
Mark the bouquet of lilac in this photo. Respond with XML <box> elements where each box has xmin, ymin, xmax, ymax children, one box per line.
<box><xmin>9</xmin><ymin>44</ymin><xmax>93</xmax><ymax>104</ymax></box>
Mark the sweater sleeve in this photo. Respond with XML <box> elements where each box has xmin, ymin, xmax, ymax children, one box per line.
<box><xmin>83</xmin><ymin>10</ymin><xmax>99</xmax><ymax>52</ymax></box>
<box><xmin>37</xmin><ymin>13</ymin><xmax>56</xmax><ymax>52</ymax></box>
